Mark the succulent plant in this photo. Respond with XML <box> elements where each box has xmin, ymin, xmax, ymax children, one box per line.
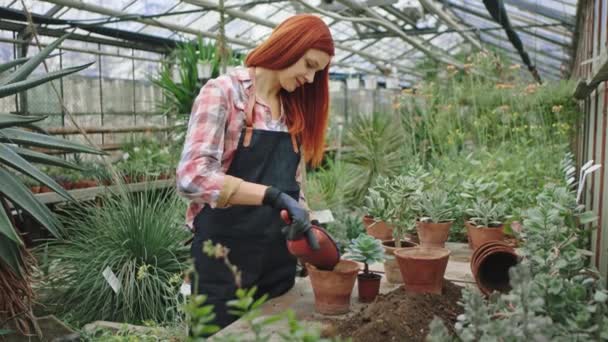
<box><xmin>345</xmin><ymin>234</ymin><xmax>386</xmax><ymax>275</ymax></box>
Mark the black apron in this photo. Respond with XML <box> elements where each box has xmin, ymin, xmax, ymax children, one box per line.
<box><xmin>191</xmin><ymin>68</ymin><xmax>300</xmax><ymax>328</ymax></box>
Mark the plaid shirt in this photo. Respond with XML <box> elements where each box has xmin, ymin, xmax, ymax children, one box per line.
<box><xmin>176</xmin><ymin>67</ymin><xmax>305</xmax><ymax>227</ymax></box>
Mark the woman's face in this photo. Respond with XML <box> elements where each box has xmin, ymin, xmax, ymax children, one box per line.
<box><xmin>278</xmin><ymin>48</ymin><xmax>331</xmax><ymax>92</ymax></box>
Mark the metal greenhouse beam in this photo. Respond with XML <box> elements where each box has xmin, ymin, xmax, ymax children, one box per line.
<box><xmin>446</xmin><ymin>0</ymin><xmax>572</xmax><ymax>47</ymax></box>
<box><xmin>503</xmin><ymin>0</ymin><xmax>575</xmax><ymax>27</ymax></box>
<box><xmin>334</xmin><ymin>0</ymin><xmax>465</xmax><ymax>69</ymax></box>
<box><xmin>417</xmin><ymin>0</ymin><xmax>482</xmax><ymax>50</ymax></box>
<box><xmin>41</xmin><ymin>0</ymin><xmax>253</xmax><ymax>47</ymax></box>
<box><xmin>182</xmin><ymin>0</ymin><xmax>423</xmax><ymax>76</ymax></box>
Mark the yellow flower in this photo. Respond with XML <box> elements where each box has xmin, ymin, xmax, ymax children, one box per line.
<box><xmin>137</xmin><ymin>264</ymin><xmax>151</xmax><ymax>280</ymax></box>
<box><xmin>552</xmin><ymin>105</ymin><xmax>563</xmax><ymax>113</ymax></box>
<box><xmin>495</xmin><ymin>83</ymin><xmax>515</xmax><ymax>89</ymax></box>
<box><xmin>509</xmin><ymin>64</ymin><xmax>521</xmax><ymax>70</ymax></box>
<box><xmin>446</xmin><ymin>64</ymin><xmax>456</xmax><ymax>71</ymax></box>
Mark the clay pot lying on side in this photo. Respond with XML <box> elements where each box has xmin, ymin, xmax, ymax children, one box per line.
<box><xmin>363</xmin><ymin>216</ymin><xmax>393</xmax><ymax>241</ymax></box>
<box><xmin>416</xmin><ymin>220</ymin><xmax>453</xmax><ymax>248</ymax></box>
<box><xmin>466</xmin><ymin>221</ymin><xmax>505</xmax><ymax>250</ymax></box>
<box><xmin>470</xmin><ymin>241</ymin><xmax>518</xmax><ymax>296</ymax></box>
<box><xmin>382</xmin><ymin>240</ymin><xmax>418</xmax><ymax>284</ymax></box>
<box><xmin>394</xmin><ymin>246</ymin><xmax>451</xmax><ymax>294</ymax></box>
<box><xmin>357</xmin><ymin>272</ymin><xmax>382</xmax><ymax>303</ymax></box>
<box><xmin>306</xmin><ymin>260</ymin><xmax>359</xmax><ymax>315</ymax></box>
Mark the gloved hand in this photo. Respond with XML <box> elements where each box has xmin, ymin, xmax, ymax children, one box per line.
<box><xmin>263</xmin><ymin>186</ymin><xmax>319</xmax><ymax>250</ymax></box>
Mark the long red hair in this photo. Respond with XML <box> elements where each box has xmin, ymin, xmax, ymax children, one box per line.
<box><xmin>245</xmin><ymin>14</ymin><xmax>334</xmax><ymax>166</ymax></box>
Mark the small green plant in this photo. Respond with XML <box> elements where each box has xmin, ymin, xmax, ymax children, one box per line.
<box><xmin>465</xmin><ymin>198</ymin><xmax>509</xmax><ymax>228</ymax></box>
<box><xmin>363</xmin><ymin>187</ymin><xmax>395</xmax><ymax>223</ymax></box>
<box><xmin>414</xmin><ymin>188</ymin><xmax>455</xmax><ymax>223</ymax></box>
<box><xmin>345</xmin><ymin>234</ymin><xmax>385</xmax><ymax>276</ymax></box>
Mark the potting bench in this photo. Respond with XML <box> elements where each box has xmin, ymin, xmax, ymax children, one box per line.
<box><xmin>211</xmin><ymin>242</ymin><xmax>475</xmax><ymax>341</ymax></box>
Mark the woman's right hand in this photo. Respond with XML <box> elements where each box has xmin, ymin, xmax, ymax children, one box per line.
<box><xmin>263</xmin><ymin>187</ymin><xmax>313</xmax><ymax>240</ymax></box>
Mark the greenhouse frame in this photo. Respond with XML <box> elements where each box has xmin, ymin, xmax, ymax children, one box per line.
<box><xmin>1</xmin><ymin>0</ymin><xmax>607</xmax><ymax>340</ymax></box>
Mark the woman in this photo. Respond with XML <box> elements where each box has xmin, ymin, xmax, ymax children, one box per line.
<box><xmin>176</xmin><ymin>14</ymin><xmax>334</xmax><ymax>328</ymax></box>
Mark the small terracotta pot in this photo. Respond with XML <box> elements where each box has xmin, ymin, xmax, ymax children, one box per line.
<box><xmin>30</xmin><ymin>186</ymin><xmax>41</xmax><ymax>194</ymax></box>
<box><xmin>470</xmin><ymin>241</ymin><xmax>518</xmax><ymax>295</ymax></box>
<box><xmin>466</xmin><ymin>221</ymin><xmax>505</xmax><ymax>250</ymax></box>
<box><xmin>357</xmin><ymin>272</ymin><xmax>381</xmax><ymax>303</ymax></box>
<box><xmin>416</xmin><ymin>220</ymin><xmax>452</xmax><ymax>248</ymax></box>
<box><xmin>394</xmin><ymin>247</ymin><xmax>451</xmax><ymax>294</ymax></box>
<box><xmin>382</xmin><ymin>240</ymin><xmax>418</xmax><ymax>283</ymax></box>
<box><xmin>365</xmin><ymin>219</ymin><xmax>394</xmax><ymax>240</ymax></box>
<box><xmin>306</xmin><ymin>260</ymin><xmax>359</xmax><ymax>315</ymax></box>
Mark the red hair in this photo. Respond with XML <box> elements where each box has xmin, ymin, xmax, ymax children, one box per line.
<box><xmin>245</xmin><ymin>14</ymin><xmax>334</xmax><ymax>166</ymax></box>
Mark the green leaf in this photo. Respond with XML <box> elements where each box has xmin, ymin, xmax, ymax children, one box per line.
<box><xmin>0</xmin><ymin>203</ymin><xmax>22</xmax><ymax>246</ymax></box>
<box><xmin>0</xmin><ymin>33</ymin><xmax>70</xmax><ymax>86</ymax></box>
<box><xmin>0</xmin><ymin>329</ymin><xmax>13</xmax><ymax>336</ymax></box>
<box><xmin>579</xmin><ymin>211</ymin><xmax>598</xmax><ymax>225</ymax></box>
<box><xmin>0</xmin><ymin>114</ymin><xmax>46</xmax><ymax>128</ymax></box>
<box><xmin>0</xmin><ymin>128</ymin><xmax>103</xmax><ymax>155</ymax></box>
<box><xmin>9</xmin><ymin>146</ymin><xmax>84</xmax><ymax>170</ymax></box>
<box><xmin>0</xmin><ymin>237</ymin><xmax>23</xmax><ymax>276</ymax></box>
<box><xmin>0</xmin><ymin>53</ymin><xmax>61</xmax><ymax>74</ymax></box>
<box><xmin>0</xmin><ymin>144</ymin><xmax>73</xmax><ymax>201</ymax></box>
<box><xmin>0</xmin><ymin>168</ymin><xmax>63</xmax><ymax>238</ymax></box>
<box><xmin>0</xmin><ymin>62</ymin><xmax>94</xmax><ymax>98</ymax></box>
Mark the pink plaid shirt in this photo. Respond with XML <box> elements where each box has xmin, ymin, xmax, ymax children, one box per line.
<box><xmin>176</xmin><ymin>67</ymin><xmax>304</xmax><ymax>227</ymax></box>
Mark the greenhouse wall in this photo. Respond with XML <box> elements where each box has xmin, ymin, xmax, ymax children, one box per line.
<box><xmin>572</xmin><ymin>0</ymin><xmax>608</xmax><ymax>278</ymax></box>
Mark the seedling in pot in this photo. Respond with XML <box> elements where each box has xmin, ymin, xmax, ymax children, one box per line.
<box><xmin>345</xmin><ymin>234</ymin><xmax>386</xmax><ymax>302</ymax></box>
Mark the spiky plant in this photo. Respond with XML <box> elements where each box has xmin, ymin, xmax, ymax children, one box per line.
<box><xmin>345</xmin><ymin>234</ymin><xmax>385</xmax><ymax>276</ymax></box>
<box><xmin>40</xmin><ymin>187</ymin><xmax>189</xmax><ymax>325</ymax></box>
<box><xmin>0</xmin><ymin>34</ymin><xmax>99</xmax><ymax>334</ymax></box>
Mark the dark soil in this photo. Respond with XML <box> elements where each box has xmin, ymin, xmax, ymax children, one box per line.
<box><xmin>328</xmin><ymin>280</ymin><xmax>463</xmax><ymax>342</ymax></box>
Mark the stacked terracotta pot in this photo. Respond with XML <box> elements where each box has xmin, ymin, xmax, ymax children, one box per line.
<box><xmin>363</xmin><ymin>215</ymin><xmax>393</xmax><ymax>240</ymax></box>
<box><xmin>470</xmin><ymin>240</ymin><xmax>519</xmax><ymax>296</ymax></box>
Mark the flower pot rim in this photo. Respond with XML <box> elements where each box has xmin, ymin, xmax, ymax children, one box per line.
<box><xmin>305</xmin><ymin>259</ymin><xmax>358</xmax><ymax>274</ymax></box>
<box><xmin>394</xmin><ymin>246</ymin><xmax>451</xmax><ymax>259</ymax></box>
<box><xmin>358</xmin><ymin>272</ymin><xmax>382</xmax><ymax>280</ymax></box>
<box><xmin>416</xmin><ymin>218</ymin><xmax>455</xmax><ymax>224</ymax></box>
<box><xmin>466</xmin><ymin>220</ymin><xmax>504</xmax><ymax>229</ymax></box>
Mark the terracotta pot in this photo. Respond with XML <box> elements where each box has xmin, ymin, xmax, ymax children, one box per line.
<box><xmin>382</xmin><ymin>240</ymin><xmax>418</xmax><ymax>283</ymax></box>
<box><xmin>306</xmin><ymin>260</ymin><xmax>359</xmax><ymax>315</ymax></box>
<box><xmin>39</xmin><ymin>186</ymin><xmax>52</xmax><ymax>193</ymax></box>
<box><xmin>470</xmin><ymin>241</ymin><xmax>518</xmax><ymax>295</ymax></box>
<box><xmin>30</xmin><ymin>186</ymin><xmax>41</xmax><ymax>194</ymax></box>
<box><xmin>357</xmin><ymin>272</ymin><xmax>381</xmax><ymax>303</ymax></box>
<box><xmin>416</xmin><ymin>220</ymin><xmax>452</xmax><ymax>248</ymax></box>
<box><xmin>394</xmin><ymin>247</ymin><xmax>451</xmax><ymax>294</ymax></box>
<box><xmin>365</xmin><ymin>219</ymin><xmax>394</xmax><ymax>240</ymax></box>
<box><xmin>466</xmin><ymin>221</ymin><xmax>505</xmax><ymax>250</ymax></box>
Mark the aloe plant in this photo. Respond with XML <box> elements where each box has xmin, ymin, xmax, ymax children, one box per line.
<box><xmin>0</xmin><ymin>34</ymin><xmax>99</xmax><ymax>334</ymax></box>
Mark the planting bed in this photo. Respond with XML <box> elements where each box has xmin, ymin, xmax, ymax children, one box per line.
<box><xmin>327</xmin><ymin>280</ymin><xmax>463</xmax><ymax>341</ymax></box>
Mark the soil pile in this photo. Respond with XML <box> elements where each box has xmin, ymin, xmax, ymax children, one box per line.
<box><xmin>329</xmin><ymin>281</ymin><xmax>463</xmax><ymax>342</ymax></box>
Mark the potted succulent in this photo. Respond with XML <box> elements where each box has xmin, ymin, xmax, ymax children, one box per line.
<box><xmin>413</xmin><ymin>188</ymin><xmax>455</xmax><ymax>248</ymax></box>
<box><xmin>345</xmin><ymin>234</ymin><xmax>386</xmax><ymax>302</ymax></box>
<box><xmin>465</xmin><ymin>198</ymin><xmax>509</xmax><ymax>250</ymax></box>
<box><xmin>362</xmin><ymin>187</ymin><xmax>395</xmax><ymax>241</ymax></box>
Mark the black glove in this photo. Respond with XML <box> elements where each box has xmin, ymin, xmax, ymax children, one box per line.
<box><xmin>263</xmin><ymin>187</ymin><xmax>319</xmax><ymax>250</ymax></box>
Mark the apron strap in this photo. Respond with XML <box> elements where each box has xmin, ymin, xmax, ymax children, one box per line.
<box><xmin>244</xmin><ymin>67</ymin><xmax>299</xmax><ymax>154</ymax></box>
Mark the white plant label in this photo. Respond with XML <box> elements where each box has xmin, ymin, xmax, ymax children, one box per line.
<box><xmin>180</xmin><ymin>281</ymin><xmax>191</xmax><ymax>296</ymax></box>
<box><xmin>102</xmin><ymin>266</ymin><xmax>121</xmax><ymax>294</ymax></box>
<box><xmin>311</xmin><ymin>209</ymin><xmax>334</xmax><ymax>224</ymax></box>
